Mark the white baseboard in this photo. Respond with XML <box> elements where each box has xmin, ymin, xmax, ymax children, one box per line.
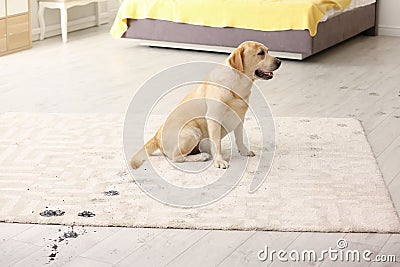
<box><xmin>378</xmin><ymin>26</ymin><xmax>400</xmax><ymax>37</ymax></box>
<box><xmin>32</xmin><ymin>11</ymin><xmax>112</xmax><ymax>42</ymax></box>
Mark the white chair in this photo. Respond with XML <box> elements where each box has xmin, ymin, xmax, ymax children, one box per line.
<box><xmin>37</xmin><ymin>0</ymin><xmax>107</xmax><ymax>43</ymax></box>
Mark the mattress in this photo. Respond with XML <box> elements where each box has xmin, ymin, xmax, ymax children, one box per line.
<box><xmin>111</xmin><ymin>0</ymin><xmax>356</xmax><ymax>38</ymax></box>
<box><xmin>322</xmin><ymin>0</ymin><xmax>376</xmax><ymax>21</ymax></box>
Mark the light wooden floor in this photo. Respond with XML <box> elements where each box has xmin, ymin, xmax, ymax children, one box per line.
<box><xmin>0</xmin><ymin>25</ymin><xmax>400</xmax><ymax>266</ymax></box>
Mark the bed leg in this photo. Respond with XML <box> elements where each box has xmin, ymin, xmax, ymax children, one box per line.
<box><xmin>364</xmin><ymin>3</ymin><xmax>378</xmax><ymax>36</ymax></box>
<box><xmin>363</xmin><ymin>26</ymin><xmax>378</xmax><ymax>36</ymax></box>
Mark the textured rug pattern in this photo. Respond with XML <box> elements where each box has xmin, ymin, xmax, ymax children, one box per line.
<box><xmin>0</xmin><ymin>113</ymin><xmax>398</xmax><ymax>233</ymax></box>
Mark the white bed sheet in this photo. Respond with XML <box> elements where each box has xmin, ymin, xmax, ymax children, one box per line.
<box><xmin>321</xmin><ymin>0</ymin><xmax>376</xmax><ymax>22</ymax></box>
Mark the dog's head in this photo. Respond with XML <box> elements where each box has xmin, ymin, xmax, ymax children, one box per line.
<box><xmin>228</xmin><ymin>41</ymin><xmax>281</xmax><ymax>81</ymax></box>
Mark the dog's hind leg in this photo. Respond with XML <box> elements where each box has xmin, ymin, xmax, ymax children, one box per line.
<box><xmin>170</xmin><ymin>127</ymin><xmax>211</xmax><ymax>163</ymax></box>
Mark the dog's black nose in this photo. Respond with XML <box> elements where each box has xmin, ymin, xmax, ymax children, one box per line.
<box><xmin>275</xmin><ymin>58</ymin><xmax>281</xmax><ymax>68</ymax></box>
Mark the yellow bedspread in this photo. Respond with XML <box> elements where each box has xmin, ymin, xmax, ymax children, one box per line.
<box><xmin>110</xmin><ymin>0</ymin><xmax>352</xmax><ymax>38</ymax></box>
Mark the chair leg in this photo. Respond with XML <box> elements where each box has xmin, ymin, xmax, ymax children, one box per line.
<box><xmin>96</xmin><ymin>2</ymin><xmax>101</xmax><ymax>26</ymax></box>
<box><xmin>60</xmin><ymin>7</ymin><xmax>68</xmax><ymax>43</ymax></box>
<box><xmin>38</xmin><ymin>4</ymin><xmax>46</xmax><ymax>41</ymax></box>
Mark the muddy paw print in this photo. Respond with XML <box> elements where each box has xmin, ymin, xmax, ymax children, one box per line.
<box><xmin>78</xmin><ymin>211</ymin><xmax>96</xmax><ymax>217</ymax></box>
<box><xmin>104</xmin><ymin>190</ymin><xmax>119</xmax><ymax>196</ymax></box>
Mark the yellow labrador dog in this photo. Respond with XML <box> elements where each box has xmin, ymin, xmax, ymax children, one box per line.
<box><xmin>131</xmin><ymin>41</ymin><xmax>281</xmax><ymax>169</ymax></box>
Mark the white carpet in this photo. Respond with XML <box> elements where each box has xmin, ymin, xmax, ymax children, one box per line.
<box><xmin>0</xmin><ymin>113</ymin><xmax>398</xmax><ymax>233</ymax></box>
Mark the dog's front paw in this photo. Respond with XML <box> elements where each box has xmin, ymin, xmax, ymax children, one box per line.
<box><xmin>239</xmin><ymin>150</ymin><xmax>255</xmax><ymax>157</ymax></box>
<box><xmin>213</xmin><ymin>159</ymin><xmax>229</xmax><ymax>169</ymax></box>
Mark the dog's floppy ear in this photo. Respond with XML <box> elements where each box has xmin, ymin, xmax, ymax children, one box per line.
<box><xmin>228</xmin><ymin>47</ymin><xmax>244</xmax><ymax>72</ymax></box>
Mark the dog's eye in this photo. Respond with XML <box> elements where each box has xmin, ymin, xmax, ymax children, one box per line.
<box><xmin>257</xmin><ymin>51</ymin><xmax>265</xmax><ymax>56</ymax></box>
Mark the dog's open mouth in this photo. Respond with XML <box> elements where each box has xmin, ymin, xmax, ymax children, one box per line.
<box><xmin>255</xmin><ymin>69</ymin><xmax>274</xmax><ymax>80</ymax></box>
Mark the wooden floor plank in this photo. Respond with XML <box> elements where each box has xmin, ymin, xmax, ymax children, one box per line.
<box><xmin>63</xmin><ymin>256</ymin><xmax>113</xmax><ymax>267</ymax></box>
<box><xmin>343</xmin><ymin>233</ymin><xmax>391</xmax><ymax>248</ymax></box>
<box><xmin>368</xmin><ymin>109</ymin><xmax>400</xmax><ymax>157</ymax></box>
<box><xmin>0</xmin><ymin>223</ymin><xmax>33</xmax><ymax>243</ymax></box>
<box><xmin>0</xmin><ymin>239</ymin><xmax>41</xmax><ymax>266</ymax></box>
<box><xmin>359</xmin><ymin>89</ymin><xmax>400</xmax><ymax>135</ymax></box>
<box><xmin>11</xmin><ymin>224</ymin><xmax>63</xmax><ymax>247</ymax></box>
<box><xmin>388</xmin><ymin>172</ymin><xmax>400</xmax><ymax>212</ymax></box>
<box><xmin>79</xmin><ymin>228</ymin><xmax>163</xmax><ymax>264</ymax></box>
<box><xmin>377</xmin><ymin>136</ymin><xmax>400</xmax><ymax>185</ymax></box>
<box><xmin>13</xmin><ymin>226</ymin><xmax>120</xmax><ymax>266</ymax></box>
<box><xmin>166</xmin><ymin>230</ymin><xmax>255</xmax><ymax>267</ymax></box>
<box><xmin>369</xmin><ymin>234</ymin><xmax>400</xmax><ymax>267</ymax></box>
<box><xmin>218</xmin><ymin>231</ymin><xmax>300</xmax><ymax>267</ymax></box>
<box><xmin>115</xmin><ymin>229</ymin><xmax>209</xmax><ymax>266</ymax></box>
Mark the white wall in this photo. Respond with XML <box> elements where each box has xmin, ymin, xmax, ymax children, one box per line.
<box><xmin>378</xmin><ymin>0</ymin><xmax>400</xmax><ymax>36</ymax></box>
<box><xmin>31</xmin><ymin>0</ymin><xmax>121</xmax><ymax>41</ymax></box>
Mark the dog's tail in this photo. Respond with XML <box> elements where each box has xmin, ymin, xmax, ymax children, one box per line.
<box><xmin>130</xmin><ymin>135</ymin><xmax>159</xmax><ymax>169</ymax></box>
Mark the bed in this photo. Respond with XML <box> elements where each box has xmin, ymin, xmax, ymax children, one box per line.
<box><xmin>111</xmin><ymin>0</ymin><xmax>378</xmax><ymax>60</ymax></box>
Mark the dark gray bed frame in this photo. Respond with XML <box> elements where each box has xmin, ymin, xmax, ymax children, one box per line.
<box><xmin>123</xmin><ymin>2</ymin><xmax>377</xmax><ymax>60</ymax></box>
